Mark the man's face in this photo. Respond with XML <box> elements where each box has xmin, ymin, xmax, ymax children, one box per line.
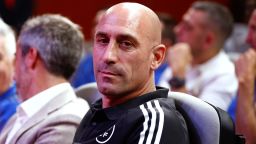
<box><xmin>14</xmin><ymin>45</ymin><xmax>31</xmax><ymax>101</ymax></box>
<box><xmin>175</xmin><ymin>9</ymin><xmax>208</xmax><ymax>56</ymax></box>
<box><xmin>246</xmin><ymin>10</ymin><xmax>256</xmax><ymax>50</ymax></box>
<box><xmin>93</xmin><ymin>12</ymin><xmax>154</xmax><ymax>98</ymax></box>
<box><xmin>0</xmin><ymin>37</ymin><xmax>13</xmax><ymax>94</ymax></box>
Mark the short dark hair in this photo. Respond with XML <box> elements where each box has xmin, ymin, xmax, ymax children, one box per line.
<box><xmin>157</xmin><ymin>12</ymin><xmax>177</xmax><ymax>44</ymax></box>
<box><xmin>18</xmin><ymin>14</ymin><xmax>85</xmax><ymax>79</ymax></box>
<box><xmin>191</xmin><ymin>1</ymin><xmax>233</xmax><ymax>45</ymax></box>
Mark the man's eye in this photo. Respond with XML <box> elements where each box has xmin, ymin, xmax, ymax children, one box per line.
<box><xmin>119</xmin><ymin>41</ymin><xmax>134</xmax><ymax>49</ymax></box>
<box><xmin>96</xmin><ymin>37</ymin><xmax>109</xmax><ymax>45</ymax></box>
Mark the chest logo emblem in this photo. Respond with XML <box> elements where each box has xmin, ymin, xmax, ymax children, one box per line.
<box><xmin>96</xmin><ymin>125</ymin><xmax>115</xmax><ymax>143</ymax></box>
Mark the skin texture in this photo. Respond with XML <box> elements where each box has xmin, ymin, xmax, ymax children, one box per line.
<box><xmin>93</xmin><ymin>2</ymin><xmax>166</xmax><ymax>108</ymax></box>
<box><xmin>236</xmin><ymin>9</ymin><xmax>256</xmax><ymax>144</ymax></box>
<box><xmin>14</xmin><ymin>45</ymin><xmax>66</xmax><ymax>101</ymax></box>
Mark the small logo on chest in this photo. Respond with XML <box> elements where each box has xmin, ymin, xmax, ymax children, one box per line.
<box><xmin>96</xmin><ymin>125</ymin><xmax>115</xmax><ymax>143</ymax></box>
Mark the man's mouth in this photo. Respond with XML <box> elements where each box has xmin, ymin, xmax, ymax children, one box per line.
<box><xmin>100</xmin><ymin>70</ymin><xmax>119</xmax><ymax>76</ymax></box>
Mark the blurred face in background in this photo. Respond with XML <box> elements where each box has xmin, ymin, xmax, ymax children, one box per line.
<box><xmin>175</xmin><ymin>9</ymin><xmax>209</xmax><ymax>56</ymax></box>
<box><xmin>0</xmin><ymin>36</ymin><xmax>14</xmax><ymax>94</ymax></box>
<box><xmin>246</xmin><ymin>9</ymin><xmax>256</xmax><ymax>50</ymax></box>
<box><xmin>14</xmin><ymin>44</ymin><xmax>31</xmax><ymax>101</ymax></box>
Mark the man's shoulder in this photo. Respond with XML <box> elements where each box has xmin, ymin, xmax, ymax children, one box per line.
<box><xmin>140</xmin><ymin>97</ymin><xmax>175</xmax><ymax>111</ymax></box>
<box><xmin>126</xmin><ymin>96</ymin><xmax>176</xmax><ymax>121</ymax></box>
<box><xmin>124</xmin><ymin>97</ymin><xmax>189</xmax><ymax>144</ymax></box>
<box><xmin>127</xmin><ymin>87</ymin><xmax>174</xmax><ymax>114</ymax></box>
<box><xmin>49</xmin><ymin>97</ymin><xmax>89</xmax><ymax>120</ymax></box>
<box><xmin>5</xmin><ymin>97</ymin><xmax>89</xmax><ymax>144</ymax></box>
<box><xmin>17</xmin><ymin>113</ymin><xmax>82</xmax><ymax>144</ymax></box>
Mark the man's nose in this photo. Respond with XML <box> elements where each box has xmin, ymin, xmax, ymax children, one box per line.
<box><xmin>103</xmin><ymin>41</ymin><xmax>118</xmax><ymax>64</ymax></box>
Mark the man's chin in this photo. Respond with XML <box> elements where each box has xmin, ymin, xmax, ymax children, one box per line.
<box><xmin>99</xmin><ymin>86</ymin><xmax>115</xmax><ymax>95</ymax></box>
<box><xmin>98</xmin><ymin>84</ymin><xmax>122</xmax><ymax>96</ymax></box>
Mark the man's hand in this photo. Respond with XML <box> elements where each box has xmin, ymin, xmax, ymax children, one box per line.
<box><xmin>167</xmin><ymin>43</ymin><xmax>192</xmax><ymax>78</ymax></box>
<box><xmin>236</xmin><ymin>49</ymin><xmax>256</xmax><ymax>144</ymax></box>
<box><xmin>235</xmin><ymin>49</ymin><xmax>256</xmax><ymax>100</ymax></box>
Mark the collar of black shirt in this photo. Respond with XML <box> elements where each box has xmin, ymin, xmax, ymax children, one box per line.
<box><xmin>91</xmin><ymin>86</ymin><xmax>169</xmax><ymax>121</ymax></box>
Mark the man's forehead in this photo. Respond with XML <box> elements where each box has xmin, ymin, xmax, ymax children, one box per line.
<box><xmin>99</xmin><ymin>11</ymin><xmax>141</xmax><ymax>29</ymax></box>
<box><xmin>96</xmin><ymin>5</ymin><xmax>160</xmax><ymax>44</ymax></box>
<box><xmin>95</xmin><ymin>23</ymin><xmax>139</xmax><ymax>41</ymax></box>
<box><xmin>183</xmin><ymin>9</ymin><xmax>208</xmax><ymax>27</ymax></box>
<box><xmin>95</xmin><ymin>13</ymin><xmax>142</xmax><ymax>36</ymax></box>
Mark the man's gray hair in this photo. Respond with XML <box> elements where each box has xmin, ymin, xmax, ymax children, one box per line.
<box><xmin>192</xmin><ymin>1</ymin><xmax>233</xmax><ymax>46</ymax></box>
<box><xmin>18</xmin><ymin>14</ymin><xmax>85</xmax><ymax>79</ymax></box>
<box><xmin>0</xmin><ymin>18</ymin><xmax>16</xmax><ymax>60</ymax></box>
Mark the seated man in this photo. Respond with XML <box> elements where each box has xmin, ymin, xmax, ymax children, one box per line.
<box><xmin>0</xmin><ymin>18</ymin><xmax>19</xmax><ymax>132</ymax></box>
<box><xmin>159</xmin><ymin>1</ymin><xmax>237</xmax><ymax>110</ymax></box>
<box><xmin>0</xmin><ymin>14</ymin><xmax>89</xmax><ymax>144</ymax></box>
<box><xmin>73</xmin><ymin>2</ymin><xmax>189</xmax><ymax>144</ymax></box>
<box><xmin>228</xmin><ymin>9</ymin><xmax>256</xmax><ymax>144</ymax></box>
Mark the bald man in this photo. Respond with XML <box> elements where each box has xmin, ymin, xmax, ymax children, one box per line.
<box><xmin>73</xmin><ymin>2</ymin><xmax>189</xmax><ymax>144</ymax></box>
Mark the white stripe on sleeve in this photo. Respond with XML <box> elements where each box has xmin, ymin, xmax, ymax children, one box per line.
<box><xmin>145</xmin><ymin>102</ymin><xmax>157</xmax><ymax>144</ymax></box>
<box><xmin>138</xmin><ymin>100</ymin><xmax>165</xmax><ymax>144</ymax></box>
<box><xmin>138</xmin><ymin>104</ymin><xmax>149</xmax><ymax>144</ymax></box>
<box><xmin>154</xmin><ymin>100</ymin><xmax>164</xmax><ymax>144</ymax></box>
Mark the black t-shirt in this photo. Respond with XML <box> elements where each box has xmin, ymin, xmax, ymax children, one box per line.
<box><xmin>73</xmin><ymin>87</ymin><xmax>189</xmax><ymax>144</ymax></box>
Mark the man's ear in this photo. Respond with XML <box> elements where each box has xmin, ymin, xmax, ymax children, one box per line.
<box><xmin>25</xmin><ymin>48</ymin><xmax>38</xmax><ymax>69</ymax></box>
<box><xmin>204</xmin><ymin>31</ymin><xmax>215</xmax><ymax>48</ymax></box>
<box><xmin>151</xmin><ymin>44</ymin><xmax>166</xmax><ymax>70</ymax></box>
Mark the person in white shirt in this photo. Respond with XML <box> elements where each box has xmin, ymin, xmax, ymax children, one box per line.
<box><xmin>0</xmin><ymin>14</ymin><xmax>89</xmax><ymax>144</ymax></box>
<box><xmin>158</xmin><ymin>1</ymin><xmax>238</xmax><ymax>110</ymax></box>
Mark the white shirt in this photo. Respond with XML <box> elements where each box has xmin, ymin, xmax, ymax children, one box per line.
<box><xmin>5</xmin><ymin>83</ymin><xmax>74</xmax><ymax>144</ymax></box>
<box><xmin>159</xmin><ymin>51</ymin><xmax>238</xmax><ymax>110</ymax></box>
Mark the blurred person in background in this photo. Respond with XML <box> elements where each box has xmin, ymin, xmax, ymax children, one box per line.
<box><xmin>228</xmin><ymin>9</ymin><xmax>256</xmax><ymax>144</ymax></box>
<box><xmin>155</xmin><ymin>12</ymin><xmax>177</xmax><ymax>84</ymax></box>
<box><xmin>0</xmin><ymin>14</ymin><xmax>89</xmax><ymax>144</ymax></box>
<box><xmin>0</xmin><ymin>18</ymin><xmax>19</xmax><ymax>132</ymax></box>
<box><xmin>223</xmin><ymin>0</ymin><xmax>254</xmax><ymax>61</ymax></box>
<box><xmin>158</xmin><ymin>1</ymin><xmax>238</xmax><ymax>110</ymax></box>
<box><xmin>70</xmin><ymin>9</ymin><xmax>106</xmax><ymax>88</ymax></box>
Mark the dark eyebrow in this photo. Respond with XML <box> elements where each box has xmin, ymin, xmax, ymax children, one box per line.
<box><xmin>95</xmin><ymin>31</ymin><xmax>139</xmax><ymax>46</ymax></box>
<box><xmin>95</xmin><ymin>31</ymin><xmax>108</xmax><ymax>38</ymax></box>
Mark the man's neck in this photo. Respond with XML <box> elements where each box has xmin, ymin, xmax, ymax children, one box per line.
<box><xmin>102</xmin><ymin>83</ymin><xmax>156</xmax><ymax>108</ymax></box>
<box><xmin>192</xmin><ymin>48</ymin><xmax>220</xmax><ymax>66</ymax></box>
<box><xmin>21</xmin><ymin>74</ymin><xmax>67</xmax><ymax>102</ymax></box>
